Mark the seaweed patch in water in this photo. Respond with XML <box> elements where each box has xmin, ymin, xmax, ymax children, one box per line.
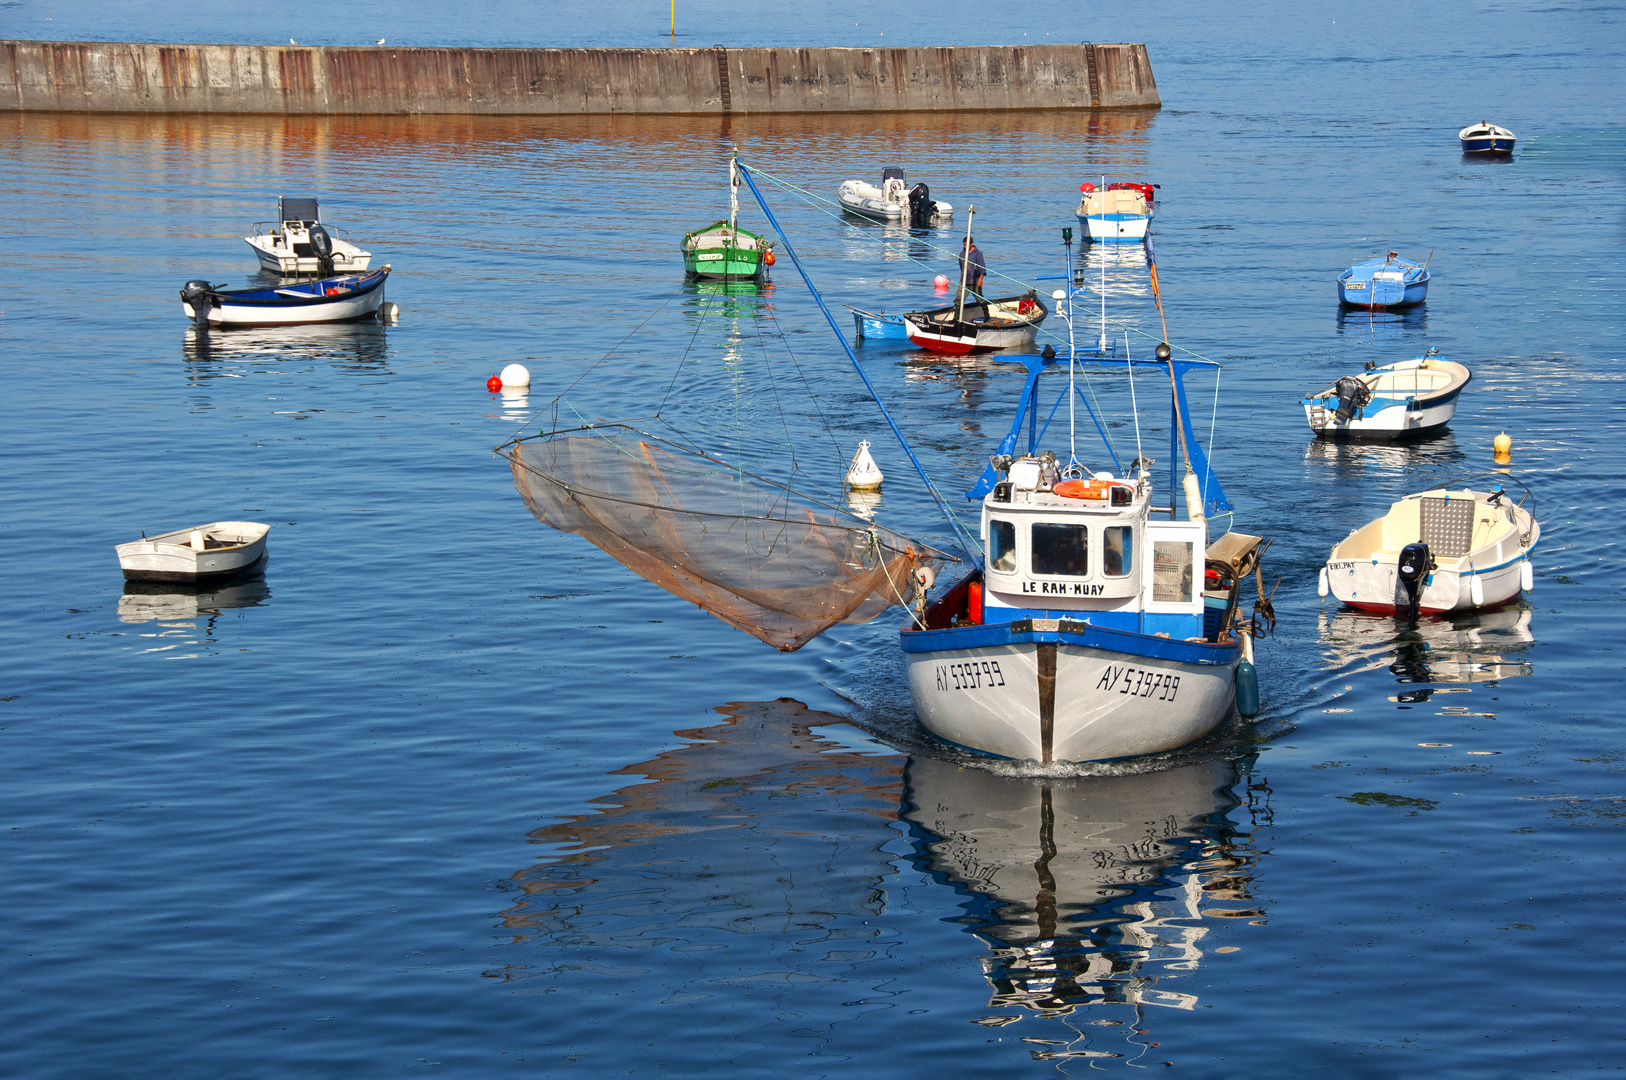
<box><xmin>1338</xmin><ymin>791</ymin><xmax>1440</xmax><ymax>814</ymax></box>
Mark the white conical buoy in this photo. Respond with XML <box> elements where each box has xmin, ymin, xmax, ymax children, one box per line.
<box><xmin>500</xmin><ymin>363</ymin><xmax>531</xmax><ymax>388</ymax></box>
<box><xmin>846</xmin><ymin>441</ymin><xmax>884</xmax><ymax>491</ymax></box>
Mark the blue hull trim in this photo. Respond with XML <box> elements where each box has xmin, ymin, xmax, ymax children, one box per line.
<box><xmin>899</xmin><ymin>616</ymin><xmax>1239</xmax><ymax>668</ymax></box>
<box><xmin>852</xmin><ymin>310</ymin><xmax>909</xmax><ymax>340</ymax></box>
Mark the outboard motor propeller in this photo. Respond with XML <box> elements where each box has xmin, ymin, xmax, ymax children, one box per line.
<box><xmin>308</xmin><ymin>224</ymin><xmax>336</xmax><ymax>276</ymax></box>
<box><xmin>907</xmin><ymin>183</ymin><xmax>934</xmax><ymax>228</ymax></box>
<box><xmin>1332</xmin><ymin>375</ymin><xmax>1371</xmax><ymax>423</ymax></box>
<box><xmin>1397</xmin><ymin>541</ymin><xmax>1434</xmax><ymax>624</ymax></box>
<box><xmin>180</xmin><ymin>280</ymin><xmax>216</xmax><ymax>326</ymax></box>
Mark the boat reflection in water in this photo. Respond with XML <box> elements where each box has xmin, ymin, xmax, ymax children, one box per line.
<box><xmin>118</xmin><ymin>576</ymin><xmax>272</xmax><ymax>624</ymax></box>
<box><xmin>183</xmin><ymin>318</ymin><xmax>391</xmax><ymax>373</ymax></box>
<box><xmin>1319</xmin><ymin>604</ymin><xmax>1534</xmax><ymax>699</ymax></box>
<box><xmin>496</xmin><ymin>700</ymin><xmax>1269</xmax><ymax>1057</ymax></box>
<box><xmin>1335</xmin><ymin>302</ymin><xmax>1428</xmax><ymax>341</ymax></box>
<box><xmin>902</xmin><ymin>756</ymin><xmax>1267</xmax><ymax>1031</ymax></box>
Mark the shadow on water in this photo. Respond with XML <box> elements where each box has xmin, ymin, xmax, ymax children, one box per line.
<box><xmin>494</xmin><ymin>700</ymin><xmax>1270</xmax><ymax>1059</ymax></box>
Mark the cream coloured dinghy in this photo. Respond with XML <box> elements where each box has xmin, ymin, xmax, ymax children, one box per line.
<box><xmin>1321</xmin><ymin>481</ymin><xmax>1537</xmax><ymax>617</ymax></box>
<box><xmin>116</xmin><ymin>521</ymin><xmax>270</xmax><ymax>583</ymax></box>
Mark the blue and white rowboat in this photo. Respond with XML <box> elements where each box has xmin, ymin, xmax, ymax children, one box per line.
<box><xmin>1337</xmin><ymin>251</ymin><xmax>1429</xmax><ymax>309</ymax></box>
<box><xmin>1459</xmin><ymin>122</ymin><xmax>1516</xmax><ymax>155</ymax></box>
<box><xmin>1303</xmin><ymin>350</ymin><xmax>1472</xmax><ymax>440</ymax></box>
<box><xmin>180</xmin><ymin>266</ymin><xmax>391</xmax><ymax>328</ymax></box>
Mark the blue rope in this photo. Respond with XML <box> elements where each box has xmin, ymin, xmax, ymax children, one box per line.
<box><xmin>736</xmin><ymin>160</ymin><xmax>978</xmax><ymax>557</ymax></box>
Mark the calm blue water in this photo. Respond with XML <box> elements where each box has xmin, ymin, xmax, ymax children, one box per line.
<box><xmin>3</xmin><ymin>4</ymin><xmax>1625</xmax><ymax>1075</ymax></box>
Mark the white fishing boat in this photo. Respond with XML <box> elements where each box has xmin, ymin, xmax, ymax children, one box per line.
<box><xmin>1075</xmin><ymin>181</ymin><xmax>1154</xmax><ymax>243</ymax></box>
<box><xmin>1320</xmin><ymin>479</ymin><xmax>1539</xmax><ymax>618</ymax></box>
<box><xmin>837</xmin><ymin>166</ymin><xmax>952</xmax><ymax>226</ymax></box>
<box><xmin>499</xmin><ymin>162</ymin><xmax>1273</xmax><ymax>766</ymax></box>
<box><xmin>116</xmin><ymin>521</ymin><xmax>270</xmax><ymax>583</ymax></box>
<box><xmin>245</xmin><ymin>196</ymin><xmax>373</xmax><ymax>275</ymax></box>
<box><xmin>1303</xmin><ymin>350</ymin><xmax>1472</xmax><ymax>439</ymax></box>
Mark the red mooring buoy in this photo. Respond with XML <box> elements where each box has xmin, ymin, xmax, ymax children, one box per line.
<box><xmin>486</xmin><ymin>375</ymin><xmax>502</xmax><ymax>392</ymax></box>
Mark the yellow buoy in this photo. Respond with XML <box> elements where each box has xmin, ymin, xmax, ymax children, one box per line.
<box><xmin>1493</xmin><ymin>431</ymin><xmax>1513</xmax><ymax>458</ymax></box>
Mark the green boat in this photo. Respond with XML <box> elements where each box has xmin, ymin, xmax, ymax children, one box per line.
<box><xmin>681</xmin><ymin>158</ymin><xmax>774</xmax><ymax>282</ymax></box>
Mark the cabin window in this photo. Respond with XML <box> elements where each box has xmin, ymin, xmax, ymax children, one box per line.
<box><xmin>988</xmin><ymin>519</ymin><xmax>1017</xmax><ymax>573</ymax></box>
<box><xmin>1104</xmin><ymin>526</ymin><xmax>1134</xmax><ymax>577</ymax></box>
<box><xmin>1032</xmin><ymin>523</ymin><xmax>1089</xmax><ymax>577</ymax></box>
<box><xmin>1153</xmin><ymin>540</ymin><xmax>1194</xmax><ymax>603</ymax></box>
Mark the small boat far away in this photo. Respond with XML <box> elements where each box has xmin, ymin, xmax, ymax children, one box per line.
<box><xmin>1075</xmin><ymin>180</ymin><xmax>1155</xmax><ymax>243</ymax></box>
<box><xmin>1303</xmin><ymin>349</ymin><xmax>1471</xmax><ymax>440</ymax></box>
<box><xmin>681</xmin><ymin>157</ymin><xmax>774</xmax><ymax>282</ymax></box>
<box><xmin>837</xmin><ymin>166</ymin><xmax>952</xmax><ymax>226</ymax></box>
<box><xmin>116</xmin><ymin>521</ymin><xmax>270</xmax><ymax>583</ymax></box>
<box><xmin>1337</xmin><ymin>250</ymin><xmax>1430</xmax><ymax>309</ymax></box>
<box><xmin>244</xmin><ymin>196</ymin><xmax>372</xmax><ymax>275</ymax></box>
<box><xmin>180</xmin><ymin>266</ymin><xmax>391</xmax><ymax>328</ymax></box>
<box><xmin>1321</xmin><ymin>479</ymin><xmax>1539</xmax><ymax>618</ymax></box>
<box><xmin>1459</xmin><ymin>121</ymin><xmax>1516</xmax><ymax>155</ymax></box>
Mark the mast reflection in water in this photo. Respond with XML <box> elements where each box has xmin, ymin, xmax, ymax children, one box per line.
<box><xmin>495</xmin><ymin>700</ymin><xmax>1270</xmax><ymax>1057</ymax></box>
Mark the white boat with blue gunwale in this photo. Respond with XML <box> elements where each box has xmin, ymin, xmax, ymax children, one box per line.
<box><xmin>180</xmin><ymin>265</ymin><xmax>391</xmax><ymax>328</ymax></box>
<box><xmin>1303</xmin><ymin>349</ymin><xmax>1471</xmax><ymax>440</ymax></box>
<box><xmin>1320</xmin><ymin>477</ymin><xmax>1539</xmax><ymax>619</ymax></box>
<box><xmin>1337</xmin><ymin>250</ymin><xmax>1430</xmax><ymax>309</ymax></box>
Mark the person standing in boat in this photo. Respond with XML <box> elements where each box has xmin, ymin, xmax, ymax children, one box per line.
<box><xmin>959</xmin><ymin>237</ymin><xmax>987</xmax><ymax>302</ymax></box>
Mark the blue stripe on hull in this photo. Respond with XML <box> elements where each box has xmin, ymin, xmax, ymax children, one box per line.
<box><xmin>900</xmin><ymin>617</ymin><xmax>1239</xmax><ymax>667</ymax></box>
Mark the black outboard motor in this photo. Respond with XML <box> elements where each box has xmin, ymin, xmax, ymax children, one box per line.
<box><xmin>1332</xmin><ymin>375</ymin><xmax>1371</xmax><ymax>423</ymax></box>
<box><xmin>308</xmin><ymin>224</ymin><xmax>336</xmax><ymax>276</ymax></box>
<box><xmin>907</xmin><ymin>183</ymin><xmax>935</xmax><ymax>228</ymax></box>
<box><xmin>180</xmin><ymin>280</ymin><xmax>216</xmax><ymax>326</ymax></box>
<box><xmin>1397</xmin><ymin>541</ymin><xmax>1434</xmax><ymax>624</ymax></box>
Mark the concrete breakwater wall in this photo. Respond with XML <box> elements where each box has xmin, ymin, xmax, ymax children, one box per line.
<box><xmin>1</xmin><ymin>41</ymin><xmax>1158</xmax><ymax>115</ymax></box>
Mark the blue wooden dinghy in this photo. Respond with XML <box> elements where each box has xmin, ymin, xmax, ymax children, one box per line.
<box><xmin>846</xmin><ymin>305</ymin><xmax>910</xmax><ymax>341</ymax></box>
<box><xmin>180</xmin><ymin>265</ymin><xmax>391</xmax><ymax>328</ymax></box>
<box><xmin>1337</xmin><ymin>251</ymin><xmax>1429</xmax><ymax>309</ymax></box>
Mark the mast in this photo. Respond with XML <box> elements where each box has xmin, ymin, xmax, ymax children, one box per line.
<box><xmin>955</xmin><ymin>206</ymin><xmax>975</xmax><ymax>324</ymax></box>
<box><xmin>728</xmin><ymin>155</ymin><xmax>739</xmax><ymax>234</ymax></box>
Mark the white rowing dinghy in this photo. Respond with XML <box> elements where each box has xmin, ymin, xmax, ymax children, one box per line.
<box><xmin>116</xmin><ymin>521</ymin><xmax>270</xmax><ymax>583</ymax></box>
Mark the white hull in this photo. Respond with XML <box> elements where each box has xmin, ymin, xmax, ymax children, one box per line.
<box><xmin>248</xmin><ymin>244</ymin><xmax>373</xmax><ymax>275</ymax></box>
<box><xmin>1327</xmin><ymin>552</ymin><xmax>1527</xmax><ymax>614</ymax></box>
<box><xmin>906</xmin><ymin>638</ymin><xmax>1237</xmax><ymax>762</ymax></box>
<box><xmin>1077</xmin><ymin>212</ymin><xmax>1151</xmax><ymax>242</ymax></box>
<box><xmin>116</xmin><ymin>521</ymin><xmax>270</xmax><ymax>582</ymax></box>
<box><xmin>837</xmin><ymin>179</ymin><xmax>951</xmax><ymax>222</ymax></box>
<box><xmin>1302</xmin><ymin>396</ymin><xmax>1458</xmax><ymax>437</ymax></box>
<box><xmin>182</xmin><ymin>270</ymin><xmax>388</xmax><ymax>327</ymax></box>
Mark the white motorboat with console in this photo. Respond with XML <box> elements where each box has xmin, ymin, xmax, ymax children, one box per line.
<box><xmin>245</xmin><ymin>196</ymin><xmax>373</xmax><ymax>275</ymax></box>
<box><xmin>116</xmin><ymin>521</ymin><xmax>269</xmax><ymax>583</ymax></box>
<box><xmin>1303</xmin><ymin>349</ymin><xmax>1471</xmax><ymax>439</ymax></box>
<box><xmin>1320</xmin><ymin>477</ymin><xmax>1538</xmax><ymax>618</ymax></box>
<box><xmin>837</xmin><ymin>166</ymin><xmax>952</xmax><ymax>226</ymax></box>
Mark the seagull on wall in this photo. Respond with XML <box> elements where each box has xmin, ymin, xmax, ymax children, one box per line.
<box><xmin>377</xmin><ymin>38</ymin><xmax>386</xmax><ymax>45</ymax></box>
<box><xmin>289</xmin><ymin>39</ymin><xmax>297</xmax><ymax>45</ymax></box>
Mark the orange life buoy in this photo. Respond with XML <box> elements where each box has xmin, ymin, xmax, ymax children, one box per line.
<box><xmin>1053</xmin><ymin>479</ymin><xmax>1108</xmax><ymax>500</ymax></box>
